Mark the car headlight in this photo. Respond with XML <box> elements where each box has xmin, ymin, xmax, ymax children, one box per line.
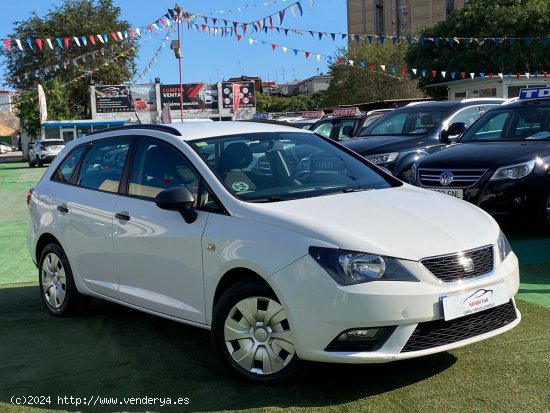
<box><xmin>309</xmin><ymin>247</ymin><xmax>418</xmax><ymax>285</ymax></box>
<box><xmin>497</xmin><ymin>231</ymin><xmax>512</xmax><ymax>262</ymax></box>
<box><xmin>366</xmin><ymin>152</ymin><xmax>399</xmax><ymax>165</ymax></box>
<box><xmin>490</xmin><ymin>160</ymin><xmax>535</xmax><ymax>181</ymax></box>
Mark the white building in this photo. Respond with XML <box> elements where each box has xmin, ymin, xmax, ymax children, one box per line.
<box><xmin>0</xmin><ymin>90</ymin><xmax>15</xmax><ymax>112</ymax></box>
<box><xmin>296</xmin><ymin>74</ymin><xmax>333</xmax><ymax>95</ymax></box>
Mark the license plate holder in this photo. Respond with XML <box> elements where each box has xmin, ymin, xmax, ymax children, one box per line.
<box><xmin>441</xmin><ymin>282</ymin><xmax>509</xmax><ymax>321</ymax></box>
<box><xmin>431</xmin><ymin>188</ymin><xmax>464</xmax><ymax>199</ymax></box>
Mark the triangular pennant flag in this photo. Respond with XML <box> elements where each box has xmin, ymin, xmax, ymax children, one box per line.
<box><xmin>534</xmin><ymin>72</ymin><xmax>539</xmax><ymax>78</ymax></box>
<box><xmin>248</xmin><ymin>38</ymin><xmax>254</xmax><ymax>45</ymax></box>
<box><xmin>337</xmin><ymin>57</ymin><xmax>344</xmax><ymax>65</ymax></box>
<box><xmin>297</xmin><ymin>1</ymin><xmax>303</xmax><ymax>16</ymax></box>
<box><xmin>305</xmin><ymin>51</ymin><xmax>310</xmax><ymax>59</ymax></box>
<box><xmin>406</xmin><ymin>36</ymin><xmax>412</xmax><ymax>45</ymax></box>
<box><xmin>56</xmin><ymin>38</ymin><xmax>63</xmax><ymax>48</ymax></box>
<box><xmin>117</xmin><ymin>32</ymin><xmax>123</xmax><ymax>40</ymax></box>
<box><xmin>543</xmin><ymin>38</ymin><xmax>549</xmax><ymax>46</ymax></box>
<box><xmin>525</xmin><ymin>37</ymin><xmax>533</xmax><ymax>46</ymax></box>
<box><xmin>269</xmin><ymin>16</ymin><xmax>273</xmax><ymax>29</ymax></box>
<box><xmin>498</xmin><ymin>73</ymin><xmax>504</xmax><ymax>79</ymax></box>
<box><xmin>434</xmin><ymin>37</ymin><xmax>440</xmax><ymax>45</ymax></box>
<box><xmin>318</xmin><ymin>32</ymin><xmax>323</xmax><ymax>40</ymax></box>
<box><xmin>380</xmin><ymin>64</ymin><xmax>386</xmax><ymax>71</ymax></box>
<box><xmin>489</xmin><ymin>73</ymin><xmax>493</xmax><ymax>79</ymax></box>
<box><xmin>401</xmin><ymin>67</ymin><xmax>407</xmax><ymax>75</ymax></box>
<box><xmin>441</xmin><ymin>71</ymin><xmax>446</xmax><ymax>78</ymax></box>
<box><xmin>348</xmin><ymin>60</ymin><xmax>354</xmax><ymax>66</ymax></box>
<box><xmin>421</xmin><ymin>69</ymin><xmax>427</xmax><ymax>77</ymax></box>
<box><xmin>392</xmin><ymin>36</ymin><xmax>398</xmax><ymax>44</ymax></box>
<box><xmin>464</xmin><ymin>38</ymin><xmax>470</xmax><ymax>46</ymax></box>
<box><xmin>391</xmin><ymin>65</ymin><xmax>397</xmax><ymax>73</ymax></box>
<box><xmin>36</xmin><ymin>38</ymin><xmax>43</xmax><ymax>50</ymax></box>
<box><xmin>272</xmin><ymin>43</ymin><xmax>277</xmax><ymax>51</ymax></box>
<box><xmin>63</xmin><ymin>37</ymin><xmax>69</xmax><ymax>48</ymax></box>
<box><xmin>146</xmin><ymin>24</ymin><xmax>152</xmax><ymax>32</ymax></box>
<box><xmin>3</xmin><ymin>39</ymin><xmax>10</xmax><ymax>52</ymax></box>
<box><xmin>26</xmin><ymin>39</ymin><xmax>34</xmax><ymax>49</ymax></box>
<box><xmin>342</xmin><ymin>34</ymin><xmax>347</xmax><ymax>40</ymax></box>
<box><xmin>111</xmin><ymin>32</ymin><xmax>117</xmax><ymax>41</ymax></box>
<box><xmin>516</xmin><ymin>73</ymin><xmax>521</xmax><ymax>79</ymax></box>
<box><xmin>447</xmin><ymin>37</ymin><xmax>453</xmax><ymax>46</ymax></box>
<box><xmin>354</xmin><ymin>34</ymin><xmax>360</xmax><ymax>43</ymax></box>
<box><xmin>279</xmin><ymin>9</ymin><xmax>286</xmax><ymax>24</ymax></box>
<box><xmin>379</xmin><ymin>35</ymin><xmax>385</xmax><ymax>44</ymax></box>
<box><xmin>243</xmin><ymin>24</ymin><xmax>247</xmax><ymax>34</ymax></box>
<box><xmin>543</xmin><ymin>71</ymin><xmax>548</xmax><ymax>78</ymax></box>
<box><xmin>282</xmin><ymin>46</ymin><xmax>288</xmax><ymax>53</ymax></box>
<box><xmin>97</xmin><ymin>34</ymin><xmax>104</xmax><ymax>44</ymax></box>
<box><xmin>412</xmin><ymin>68</ymin><xmax>417</xmax><ymax>75</ymax></box>
<box><xmin>494</xmin><ymin>38</ymin><xmax>501</xmax><ymax>46</ymax></box>
<box><xmin>480</xmin><ymin>73</ymin><xmax>485</xmax><ymax>78</ymax></box>
<box><xmin>316</xmin><ymin>54</ymin><xmax>321</xmax><ymax>61</ymax></box>
<box><xmin>289</xmin><ymin>5</ymin><xmax>296</xmax><ymax>18</ymax></box>
<box><xmin>451</xmin><ymin>71</ymin><xmax>456</xmax><ymax>79</ymax></box>
<box><xmin>470</xmin><ymin>72</ymin><xmax>475</xmax><ymax>79</ymax></box>
<box><xmin>418</xmin><ymin>36</ymin><xmax>425</xmax><ymax>45</ymax></box>
<box><xmin>236</xmin><ymin>34</ymin><xmax>242</xmax><ymax>42</ymax></box>
<box><xmin>525</xmin><ymin>72</ymin><xmax>530</xmax><ymax>79</ymax></box>
<box><xmin>509</xmin><ymin>38</ymin><xmax>515</xmax><ymax>45</ymax></box>
<box><xmin>73</xmin><ymin>37</ymin><xmax>81</xmax><ymax>47</ymax></box>
<box><xmin>359</xmin><ymin>61</ymin><xmax>366</xmax><ymax>68</ymax></box>
<box><xmin>294</xmin><ymin>49</ymin><xmax>299</xmax><ymax>56</ymax></box>
<box><xmin>367</xmin><ymin>35</ymin><xmax>373</xmax><ymax>43</ymax></box>
<box><xmin>461</xmin><ymin>72</ymin><xmax>466</xmax><ymax>79</ymax></box>
<box><xmin>431</xmin><ymin>70</ymin><xmax>437</xmax><ymax>77</ymax></box>
<box><xmin>330</xmin><ymin>33</ymin><xmax>336</xmax><ymax>41</ymax></box>
<box><xmin>81</xmin><ymin>36</ymin><xmax>87</xmax><ymax>46</ymax></box>
<box><xmin>369</xmin><ymin>63</ymin><xmax>375</xmax><ymax>71</ymax></box>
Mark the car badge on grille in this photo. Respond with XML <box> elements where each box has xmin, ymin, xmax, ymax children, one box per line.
<box><xmin>439</xmin><ymin>170</ymin><xmax>454</xmax><ymax>186</ymax></box>
<box><xmin>459</xmin><ymin>256</ymin><xmax>475</xmax><ymax>273</ymax></box>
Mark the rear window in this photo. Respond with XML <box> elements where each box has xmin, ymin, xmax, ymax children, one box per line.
<box><xmin>42</xmin><ymin>140</ymin><xmax>65</xmax><ymax>146</ymax></box>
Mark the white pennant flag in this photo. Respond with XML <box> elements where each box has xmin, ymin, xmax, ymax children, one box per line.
<box><xmin>289</xmin><ymin>5</ymin><xmax>296</xmax><ymax>18</ymax></box>
<box><xmin>248</xmin><ymin>38</ymin><xmax>254</xmax><ymax>45</ymax></box>
<box><xmin>117</xmin><ymin>32</ymin><xmax>123</xmax><ymax>40</ymax></box>
<box><xmin>15</xmin><ymin>39</ymin><xmax>23</xmax><ymax>50</ymax></box>
<box><xmin>73</xmin><ymin>37</ymin><xmax>81</xmax><ymax>47</ymax></box>
<box><xmin>498</xmin><ymin>73</ymin><xmax>503</xmax><ymax>79</ymax></box>
<box><xmin>165</xmin><ymin>18</ymin><xmax>171</xmax><ymax>27</ymax></box>
<box><xmin>412</xmin><ymin>68</ymin><xmax>417</xmax><ymax>75</ymax></box>
<box><xmin>470</xmin><ymin>72</ymin><xmax>475</xmax><ymax>79</ymax></box>
<box><xmin>348</xmin><ymin>60</ymin><xmax>354</xmax><ymax>66</ymax></box>
<box><xmin>282</xmin><ymin>46</ymin><xmax>288</xmax><ymax>53</ymax></box>
<box><xmin>97</xmin><ymin>34</ymin><xmax>105</xmax><ymax>44</ymax></box>
<box><xmin>380</xmin><ymin>64</ymin><xmax>386</xmax><ymax>71</ymax></box>
<box><xmin>316</xmin><ymin>54</ymin><xmax>321</xmax><ymax>61</ymax></box>
<box><xmin>46</xmin><ymin>39</ymin><xmax>54</xmax><ymax>49</ymax></box>
<box><xmin>441</xmin><ymin>71</ymin><xmax>447</xmax><ymax>78</ymax></box>
<box><xmin>525</xmin><ymin>72</ymin><xmax>530</xmax><ymax>79</ymax></box>
<box><xmin>135</xmin><ymin>28</ymin><xmax>141</xmax><ymax>37</ymax></box>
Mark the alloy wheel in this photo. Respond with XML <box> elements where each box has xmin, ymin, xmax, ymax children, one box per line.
<box><xmin>223</xmin><ymin>296</ymin><xmax>295</xmax><ymax>375</ymax></box>
<box><xmin>41</xmin><ymin>252</ymin><xmax>67</xmax><ymax>309</ymax></box>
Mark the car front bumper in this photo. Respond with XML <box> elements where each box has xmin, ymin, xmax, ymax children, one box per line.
<box><xmin>269</xmin><ymin>249</ymin><xmax>520</xmax><ymax>363</ymax></box>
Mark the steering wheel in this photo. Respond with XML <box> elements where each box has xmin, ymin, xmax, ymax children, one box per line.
<box><xmin>283</xmin><ymin>170</ymin><xmax>311</xmax><ymax>185</ymax></box>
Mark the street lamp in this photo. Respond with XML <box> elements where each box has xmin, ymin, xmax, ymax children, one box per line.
<box><xmin>170</xmin><ymin>3</ymin><xmax>184</xmax><ymax>122</ymax></box>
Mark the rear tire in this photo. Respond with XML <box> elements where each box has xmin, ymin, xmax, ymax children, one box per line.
<box><xmin>39</xmin><ymin>243</ymin><xmax>84</xmax><ymax>317</ymax></box>
<box><xmin>212</xmin><ymin>279</ymin><xmax>300</xmax><ymax>383</ymax></box>
<box><xmin>37</xmin><ymin>157</ymin><xmax>43</xmax><ymax>167</ymax></box>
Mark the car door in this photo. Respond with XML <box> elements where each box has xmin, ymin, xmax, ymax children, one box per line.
<box><xmin>112</xmin><ymin>137</ymin><xmax>209</xmax><ymax>324</ymax></box>
<box><xmin>50</xmin><ymin>137</ymin><xmax>132</xmax><ymax>298</ymax></box>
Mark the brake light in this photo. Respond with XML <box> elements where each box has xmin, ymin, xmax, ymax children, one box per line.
<box><xmin>26</xmin><ymin>188</ymin><xmax>33</xmax><ymax>205</ymax></box>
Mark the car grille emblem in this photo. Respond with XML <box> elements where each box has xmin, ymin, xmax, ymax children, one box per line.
<box><xmin>459</xmin><ymin>256</ymin><xmax>475</xmax><ymax>273</ymax></box>
<box><xmin>439</xmin><ymin>170</ymin><xmax>454</xmax><ymax>186</ymax></box>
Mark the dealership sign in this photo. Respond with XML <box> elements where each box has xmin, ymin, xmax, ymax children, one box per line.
<box><xmin>221</xmin><ymin>82</ymin><xmax>256</xmax><ymax>110</ymax></box>
<box><xmin>94</xmin><ymin>85</ymin><xmax>157</xmax><ymax>113</ymax></box>
<box><xmin>160</xmin><ymin>83</ymin><xmax>218</xmax><ymax>110</ymax></box>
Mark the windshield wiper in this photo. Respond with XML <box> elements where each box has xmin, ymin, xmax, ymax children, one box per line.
<box><xmin>247</xmin><ymin>196</ymin><xmax>287</xmax><ymax>203</ymax></box>
<box><xmin>342</xmin><ymin>187</ymin><xmax>366</xmax><ymax>193</ymax></box>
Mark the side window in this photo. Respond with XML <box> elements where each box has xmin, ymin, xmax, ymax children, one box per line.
<box><xmin>312</xmin><ymin>123</ymin><xmax>332</xmax><ymax>138</ymax></box>
<box><xmin>470</xmin><ymin>112</ymin><xmax>509</xmax><ymax>140</ymax></box>
<box><xmin>198</xmin><ymin>184</ymin><xmax>223</xmax><ymax>212</ymax></box>
<box><xmin>447</xmin><ymin>106</ymin><xmax>482</xmax><ymax>129</ymax></box>
<box><xmin>76</xmin><ymin>138</ymin><xmax>131</xmax><ymax>193</ymax></box>
<box><xmin>129</xmin><ymin>139</ymin><xmax>200</xmax><ymax>201</ymax></box>
<box><xmin>371</xmin><ymin>113</ymin><xmax>407</xmax><ymax>134</ymax></box>
<box><xmin>52</xmin><ymin>145</ymin><xmax>87</xmax><ymax>183</ymax></box>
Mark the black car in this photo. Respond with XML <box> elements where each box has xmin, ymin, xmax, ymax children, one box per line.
<box><xmin>412</xmin><ymin>90</ymin><xmax>550</xmax><ymax>233</ymax></box>
<box><xmin>343</xmin><ymin>99</ymin><xmax>505</xmax><ymax>179</ymax></box>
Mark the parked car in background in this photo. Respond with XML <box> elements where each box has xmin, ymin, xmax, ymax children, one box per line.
<box><xmin>28</xmin><ymin>139</ymin><xmax>66</xmax><ymax>167</ymax></box>
<box><xmin>28</xmin><ymin>122</ymin><xmax>520</xmax><ymax>383</ymax></box>
<box><xmin>343</xmin><ymin>98</ymin><xmax>505</xmax><ymax>180</ymax></box>
<box><xmin>412</xmin><ymin>88</ymin><xmax>550</xmax><ymax>233</ymax></box>
<box><xmin>133</xmin><ymin>98</ymin><xmax>148</xmax><ymax>110</ymax></box>
<box><xmin>0</xmin><ymin>142</ymin><xmax>15</xmax><ymax>153</ymax></box>
<box><xmin>310</xmin><ymin>107</ymin><xmax>371</xmax><ymax>141</ymax></box>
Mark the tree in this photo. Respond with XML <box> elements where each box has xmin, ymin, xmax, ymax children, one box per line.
<box><xmin>321</xmin><ymin>41</ymin><xmax>425</xmax><ymax>107</ymax></box>
<box><xmin>256</xmin><ymin>91</ymin><xmax>327</xmax><ymax>113</ymax></box>
<box><xmin>2</xmin><ymin>0</ymin><xmax>137</xmax><ymax>122</ymax></box>
<box><xmin>406</xmin><ymin>0</ymin><xmax>550</xmax><ymax>97</ymax></box>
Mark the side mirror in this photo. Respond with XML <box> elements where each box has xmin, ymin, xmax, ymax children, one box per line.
<box><xmin>441</xmin><ymin>122</ymin><xmax>467</xmax><ymax>143</ymax></box>
<box><xmin>155</xmin><ymin>186</ymin><xmax>197</xmax><ymax>224</ymax></box>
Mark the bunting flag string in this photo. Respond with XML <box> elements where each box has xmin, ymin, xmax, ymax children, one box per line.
<box><xmin>134</xmin><ymin>27</ymin><xmax>175</xmax><ymax>83</ymax></box>
<box><xmin>1</xmin><ymin>12</ymin><xmax>175</xmax><ymax>53</ymax></box>
<box><xmin>198</xmin><ymin>0</ymin><xmax>315</xmax><ymax>16</ymax></box>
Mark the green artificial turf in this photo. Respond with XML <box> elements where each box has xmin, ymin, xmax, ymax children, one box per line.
<box><xmin>0</xmin><ymin>287</ymin><xmax>548</xmax><ymax>413</ymax></box>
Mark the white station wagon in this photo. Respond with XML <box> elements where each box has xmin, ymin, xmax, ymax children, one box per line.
<box><xmin>27</xmin><ymin>122</ymin><xmax>521</xmax><ymax>382</ymax></box>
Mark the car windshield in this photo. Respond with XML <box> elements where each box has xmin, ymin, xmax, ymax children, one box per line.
<box><xmin>42</xmin><ymin>140</ymin><xmax>65</xmax><ymax>146</ymax></box>
<box><xmin>459</xmin><ymin>106</ymin><xmax>550</xmax><ymax>142</ymax></box>
<box><xmin>189</xmin><ymin>132</ymin><xmax>397</xmax><ymax>202</ymax></box>
<box><xmin>358</xmin><ymin>106</ymin><xmax>454</xmax><ymax>137</ymax></box>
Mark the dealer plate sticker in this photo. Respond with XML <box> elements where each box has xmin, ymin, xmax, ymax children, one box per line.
<box><xmin>442</xmin><ymin>283</ymin><xmax>509</xmax><ymax>321</ymax></box>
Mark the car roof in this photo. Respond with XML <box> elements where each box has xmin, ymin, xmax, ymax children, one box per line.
<box><xmin>500</xmin><ymin>97</ymin><xmax>550</xmax><ymax>108</ymax></box>
<box><xmin>85</xmin><ymin>121</ymin><xmax>311</xmax><ymax>142</ymax></box>
<box><xmin>390</xmin><ymin>98</ymin><xmax>506</xmax><ymax>111</ymax></box>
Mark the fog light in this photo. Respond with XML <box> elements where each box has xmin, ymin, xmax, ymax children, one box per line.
<box><xmin>325</xmin><ymin>327</ymin><xmax>395</xmax><ymax>352</ymax></box>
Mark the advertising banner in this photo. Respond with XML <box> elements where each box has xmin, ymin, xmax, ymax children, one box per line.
<box><xmin>95</xmin><ymin>85</ymin><xmax>157</xmax><ymax>113</ymax></box>
<box><xmin>160</xmin><ymin>83</ymin><xmax>218</xmax><ymax>111</ymax></box>
<box><xmin>221</xmin><ymin>82</ymin><xmax>256</xmax><ymax>110</ymax></box>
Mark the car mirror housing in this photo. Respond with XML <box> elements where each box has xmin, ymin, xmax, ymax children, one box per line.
<box><xmin>441</xmin><ymin>122</ymin><xmax>467</xmax><ymax>143</ymax></box>
<box><xmin>155</xmin><ymin>186</ymin><xmax>197</xmax><ymax>223</ymax></box>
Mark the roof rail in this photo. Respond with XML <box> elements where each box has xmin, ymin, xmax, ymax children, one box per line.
<box><xmin>86</xmin><ymin>124</ymin><xmax>182</xmax><ymax>137</ymax></box>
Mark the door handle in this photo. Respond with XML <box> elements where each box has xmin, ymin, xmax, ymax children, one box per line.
<box><xmin>56</xmin><ymin>204</ymin><xmax>69</xmax><ymax>213</ymax></box>
<box><xmin>115</xmin><ymin>211</ymin><xmax>131</xmax><ymax>221</ymax></box>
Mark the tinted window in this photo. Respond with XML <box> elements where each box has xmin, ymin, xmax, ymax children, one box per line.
<box><xmin>76</xmin><ymin>138</ymin><xmax>131</xmax><ymax>192</ymax></box>
<box><xmin>190</xmin><ymin>132</ymin><xmax>396</xmax><ymax>203</ymax></box>
<box><xmin>129</xmin><ymin>139</ymin><xmax>200</xmax><ymax>200</ymax></box>
<box><xmin>312</xmin><ymin>119</ymin><xmax>358</xmax><ymax>141</ymax></box>
<box><xmin>52</xmin><ymin>145</ymin><xmax>87</xmax><ymax>183</ymax></box>
<box><xmin>360</xmin><ymin>107</ymin><xmax>453</xmax><ymax>136</ymax></box>
<box><xmin>42</xmin><ymin>140</ymin><xmax>65</xmax><ymax>147</ymax></box>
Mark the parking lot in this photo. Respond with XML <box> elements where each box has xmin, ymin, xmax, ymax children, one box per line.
<box><xmin>1</xmin><ymin>160</ymin><xmax>549</xmax><ymax>413</ymax></box>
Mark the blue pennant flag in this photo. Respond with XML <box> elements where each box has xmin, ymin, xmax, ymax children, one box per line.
<box><xmin>354</xmin><ymin>34</ymin><xmax>360</xmax><ymax>43</ymax></box>
<box><xmin>342</xmin><ymin>34</ymin><xmax>347</xmax><ymax>40</ymax></box>
<box><xmin>367</xmin><ymin>35</ymin><xmax>373</xmax><ymax>43</ymax></box>
<box><xmin>359</xmin><ymin>61</ymin><xmax>366</xmax><ymax>68</ymax></box>
<box><xmin>451</xmin><ymin>72</ymin><xmax>456</xmax><ymax>79</ymax></box>
<box><xmin>406</xmin><ymin>36</ymin><xmax>412</xmax><ymax>45</ymax></box>
<box><xmin>297</xmin><ymin>1</ymin><xmax>303</xmax><ymax>16</ymax></box>
<box><xmin>478</xmin><ymin>37</ymin><xmax>485</xmax><ymax>44</ymax></box>
<box><xmin>293</xmin><ymin>49</ymin><xmax>299</xmax><ymax>56</ymax></box>
<box><xmin>56</xmin><ymin>38</ymin><xmax>63</xmax><ymax>48</ymax></box>
<box><xmin>331</xmin><ymin>33</ymin><xmax>336</xmax><ymax>41</ymax></box>
<box><xmin>434</xmin><ymin>37</ymin><xmax>440</xmax><ymax>45</ymax></box>
<box><xmin>391</xmin><ymin>65</ymin><xmax>397</xmax><ymax>73</ymax></box>
<box><xmin>318</xmin><ymin>32</ymin><xmax>323</xmax><ymax>40</ymax></box>
<box><xmin>480</xmin><ymin>73</ymin><xmax>485</xmax><ymax>78</ymax></box>
<box><xmin>543</xmin><ymin>37</ymin><xmax>549</xmax><ymax>46</ymax></box>
<box><xmin>418</xmin><ymin>36</ymin><xmax>425</xmax><ymax>45</ymax></box>
<box><xmin>534</xmin><ymin>71</ymin><xmax>539</xmax><ymax>78</ymax></box>
<box><xmin>447</xmin><ymin>37</ymin><xmax>453</xmax><ymax>46</ymax></box>
<box><xmin>379</xmin><ymin>35</ymin><xmax>385</xmax><ymax>44</ymax></box>
<box><xmin>507</xmin><ymin>73</ymin><xmax>513</xmax><ymax>78</ymax></box>
<box><xmin>284</xmin><ymin>29</ymin><xmax>289</xmax><ymax>36</ymax></box>
<box><xmin>392</xmin><ymin>36</ymin><xmax>397</xmax><ymax>44</ymax></box>
<box><xmin>81</xmin><ymin>36</ymin><xmax>87</xmax><ymax>46</ymax></box>
<box><xmin>26</xmin><ymin>39</ymin><xmax>34</xmax><ymax>49</ymax></box>
<box><xmin>421</xmin><ymin>69</ymin><xmax>427</xmax><ymax>77</ymax></box>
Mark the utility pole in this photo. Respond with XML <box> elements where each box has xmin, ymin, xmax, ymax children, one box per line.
<box><xmin>170</xmin><ymin>3</ymin><xmax>184</xmax><ymax>122</ymax></box>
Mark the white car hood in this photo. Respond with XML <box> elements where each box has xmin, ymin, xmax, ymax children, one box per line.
<box><xmin>235</xmin><ymin>185</ymin><xmax>499</xmax><ymax>261</ymax></box>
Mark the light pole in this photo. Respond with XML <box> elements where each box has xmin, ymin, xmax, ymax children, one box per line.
<box><xmin>170</xmin><ymin>3</ymin><xmax>184</xmax><ymax>122</ymax></box>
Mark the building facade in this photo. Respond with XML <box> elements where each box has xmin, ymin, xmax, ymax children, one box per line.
<box><xmin>0</xmin><ymin>90</ymin><xmax>15</xmax><ymax>113</ymax></box>
<box><xmin>348</xmin><ymin>0</ymin><xmax>468</xmax><ymax>36</ymax></box>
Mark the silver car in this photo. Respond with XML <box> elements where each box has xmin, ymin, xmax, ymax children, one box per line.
<box><xmin>28</xmin><ymin>139</ymin><xmax>66</xmax><ymax>167</ymax></box>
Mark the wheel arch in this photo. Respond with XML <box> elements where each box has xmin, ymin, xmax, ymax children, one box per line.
<box><xmin>35</xmin><ymin>233</ymin><xmax>63</xmax><ymax>263</ymax></box>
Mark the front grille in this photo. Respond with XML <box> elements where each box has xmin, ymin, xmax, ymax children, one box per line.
<box><xmin>421</xmin><ymin>245</ymin><xmax>494</xmax><ymax>283</ymax></box>
<box><xmin>401</xmin><ymin>300</ymin><xmax>517</xmax><ymax>353</ymax></box>
<box><xmin>418</xmin><ymin>168</ymin><xmax>487</xmax><ymax>188</ymax></box>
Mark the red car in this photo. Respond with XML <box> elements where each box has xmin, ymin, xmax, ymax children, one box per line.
<box><xmin>133</xmin><ymin>98</ymin><xmax>148</xmax><ymax>110</ymax></box>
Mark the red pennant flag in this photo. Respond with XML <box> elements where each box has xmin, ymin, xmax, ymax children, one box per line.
<box><xmin>305</xmin><ymin>51</ymin><xmax>310</xmax><ymax>59</ymax></box>
<box><xmin>243</xmin><ymin>24</ymin><xmax>247</xmax><ymax>34</ymax></box>
<box><xmin>271</xmin><ymin>43</ymin><xmax>277</xmax><ymax>51</ymax></box>
<box><xmin>63</xmin><ymin>37</ymin><xmax>69</xmax><ymax>48</ymax></box>
<box><xmin>431</xmin><ymin>70</ymin><xmax>437</xmax><ymax>77</ymax></box>
<box><xmin>36</xmin><ymin>38</ymin><xmax>43</xmax><ymax>50</ymax></box>
<box><xmin>269</xmin><ymin>16</ymin><xmax>273</xmax><ymax>29</ymax></box>
<box><xmin>337</xmin><ymin>58</ymin><xmax>344</xmax><ymax>65</ymax></box>
<box><xmin>111</xmin><ymin>32</ymin><xmax>117</xmax><ymax>41</ymax></box>
<box><xmin>129</xmin><ymin>29</ymin><xmax>134</xmax><ymax>38</ymax></box>
<box><xmin>544</xmin><ymin>71</ymin><xmax>548</xmax><ymax>78</ymax></box>
<box><xmin>489</xmin><ymin>73</ymin><xmax>493</xmax><ymax>79</ymax></box>
<box><xmin>401</xmin><ymin>67</ymin><xmax>407</xmax><ymax>75</ymax></box>
<box><xmin>3</xmin><ymin>39</ymin><xmax>10</xmax><ymax>52</ymax></box>
<box><xmin>516</xmin><ymin>73</ymin><xmax>521</xmax><ymax>79</ymax></box>
<box><xmin>369</xmin><ymin>63</ymin><xmax>375</xmax><ymax>71</ymax></box>
<box><xmin>236</xmin><ymin>35</ymin><xmax>242</xmax><ymax>42</ymax></box>
<box><xmin>89</xmin><ymin>35</ymin><xmax>96</xmax><ymax>45</ymax></box>
<box><xmin>460</xmin><ymin>72</ymin><xmax>466</xmax><ymax>79</ymax></box>
<box><xmin>201</xmin><ymin>24</ymin><xmax>207</xmax><ymax>31</ymax></box>
<box><xmin>146</xmin><ymin>25</ymin><xmax>152</xmax><ymax>32</ymax></box>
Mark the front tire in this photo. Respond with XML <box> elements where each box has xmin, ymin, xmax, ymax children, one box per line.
<box><xmin>212</xmin><ymin>280</ymin><xmax>300</xmax><ymax>383</ymax></box>
<box><xmin>39</xmin><ymin>243</ymin><xmax>83</xmax><ymax>317</ymax></box>
<box><xmin>37</xmin><ymin>156</ymin><xmax>43</xmax><ymax>167</ymax></box>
